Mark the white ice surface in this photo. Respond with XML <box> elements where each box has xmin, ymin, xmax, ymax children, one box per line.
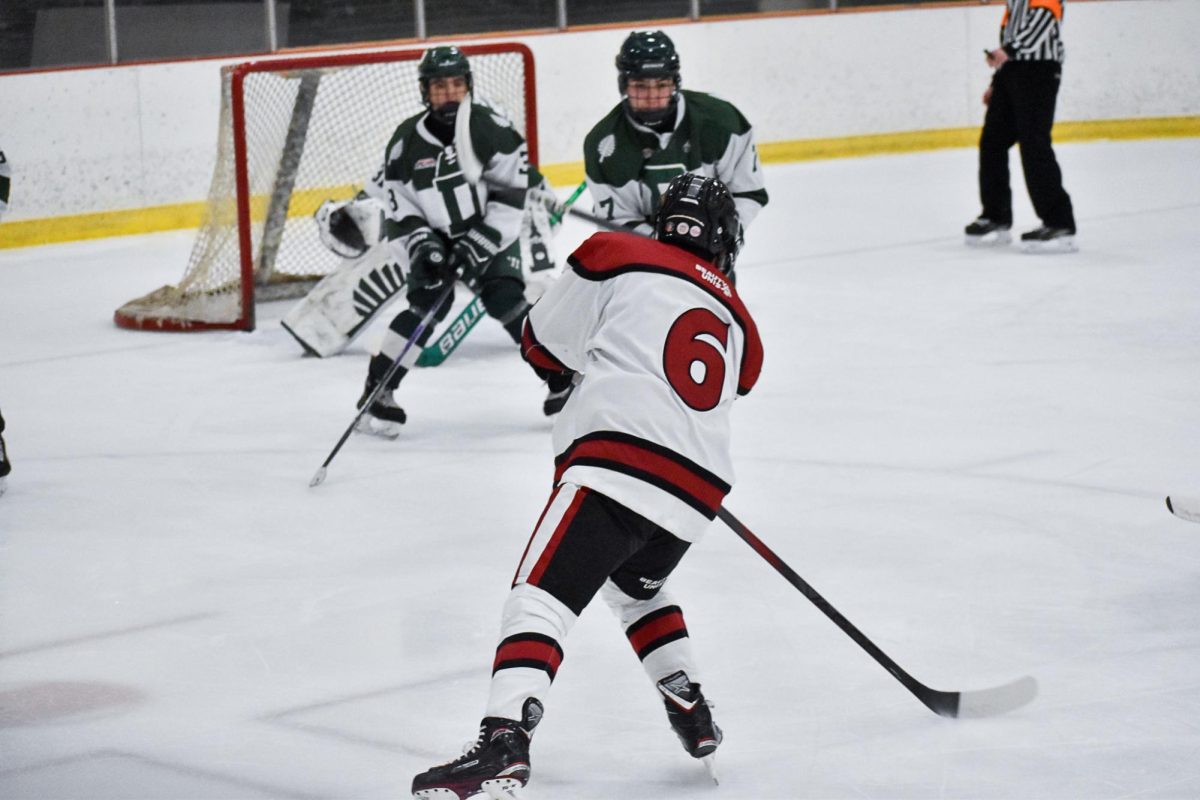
<box><xmin>2</xmin><ymin>139</ymin><xmax>1199</xmax><ymax>799</ymax></box>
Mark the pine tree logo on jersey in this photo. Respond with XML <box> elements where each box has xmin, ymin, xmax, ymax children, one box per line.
<box><xmin>598</xmin><ymin>134</ymin><xmax>616</xmax><ymax>163</ymax></box>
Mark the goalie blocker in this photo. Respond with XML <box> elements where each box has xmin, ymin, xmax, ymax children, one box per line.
<box><xmin>282</xmin><ymin>191</ymin><xmax>558</xmax><ymax>359</ymax></box>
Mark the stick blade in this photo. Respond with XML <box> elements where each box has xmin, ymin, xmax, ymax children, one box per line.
<box><xmin>954</xmin><ymin>675</ymin><xmax>1038</xmax><ymax>718</ymax></box>
<box><xmin>309</xmin><ymin>467</ymin><xmax>327</xmax><ymax>488</ymax></box>
<box><xmin>1166</xmin><ymin>495</ymin><xmax>1200</xmax><ymax>523</ymax></box>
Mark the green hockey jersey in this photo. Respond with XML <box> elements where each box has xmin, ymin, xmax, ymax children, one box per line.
<box><xmin>583</xmin><ymin>90</ymin><xmax>768</xmax><ymax>236</ymax></box>
<box><xmin>367</xmin><ymin>101</ymin><xmax>536</xmax><ymax>257</ymax></box>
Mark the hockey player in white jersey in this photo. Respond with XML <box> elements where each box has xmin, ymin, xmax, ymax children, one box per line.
<box><xmin>411</xmin><ymin>174</ymin><xmax>764</xmax><ymax>799</ymax></box>
<box><xmin>296</xmin><ymin>46</ymin><xmax>555</xmax><ymax>435</ymax></box>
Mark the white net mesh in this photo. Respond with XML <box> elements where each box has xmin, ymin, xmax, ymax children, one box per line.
<box><xmin>115</xmin><ymin>47</ymin><xmax>531</xmax><ymax>330</ymax></box>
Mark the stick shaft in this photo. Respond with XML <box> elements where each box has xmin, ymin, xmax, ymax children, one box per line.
<box><xmin>716</xmin><ymin>506</ymin><xmax>959</xmax><ymax>716</ymax></box>
<box><xmin>311</xmin><ymin>282</ymin><xmax>456</xmax><ymax>481</ymax></box>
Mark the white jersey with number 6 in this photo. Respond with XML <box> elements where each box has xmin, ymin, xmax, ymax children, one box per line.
<box><xmin>522</xmin><ymin>231</ymin><xmax>764</xmax><ymax>541</ymax></box>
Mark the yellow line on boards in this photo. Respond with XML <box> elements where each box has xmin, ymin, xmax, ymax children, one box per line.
<box><xmin>2</xmin><ymin>116</ymin><xmax>1196</xmax><ymax>250</ymax></box>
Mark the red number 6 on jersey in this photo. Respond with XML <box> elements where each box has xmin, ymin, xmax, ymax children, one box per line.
<box><xmin>663</xmin><ymin>308</ymin><xmax>730</xmax><ymax>411</ymax></box>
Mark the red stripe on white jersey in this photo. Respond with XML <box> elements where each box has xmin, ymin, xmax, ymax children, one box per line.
<box><xmin>513</xmin><ymin>484</ymin><xmax>589</xmax><ymax>587</ymax></box>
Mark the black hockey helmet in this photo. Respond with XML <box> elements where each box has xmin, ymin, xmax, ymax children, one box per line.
<box><xmin>418</xmin><ymin>46</ymin><xmax>473</xmax><ymax>120</ymax></box>
<box><xmin>655</xmin><ymin>173</ymin><xmax>741</xmax><ymax>274</ymax></box>
<box><xmin>615</xmin><ymin>30</ymin><xmax>681</xmax><ymax>124</ymax></box>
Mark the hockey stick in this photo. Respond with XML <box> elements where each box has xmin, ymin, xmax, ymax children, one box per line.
<box><xmin>716</xmin><ymin>507</ymin><xmax>1038</xmax><ymax>718</ymax></box>
<box><xmin>309</xmin><ymin>281</ymin><xmax>457</xmax><ymax>488</ymax></box>
<box><xmin>416</xmin><ymin>296</ymin><xmax>486</xmax><ymax>367</ymax></box>
<box><xmin>1166</xmin><ymin>495</ymin><xmax>1200</xmax><ymax>524</ymax></box>
<box><xmin>413</xmin><ymin>183</ymin><xmax>589</xmax><ymax>369</ymax></box>
<box><xmin>550</xmin><ymin>181</ymin><xmax>587</xmax><ymax>226</ymax></box>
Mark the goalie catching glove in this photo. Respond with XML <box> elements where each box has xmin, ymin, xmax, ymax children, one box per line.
<box><xmin>315</xmin><ymin>195</ymin><xmax>385</xmax><ymax>259</ymax></box>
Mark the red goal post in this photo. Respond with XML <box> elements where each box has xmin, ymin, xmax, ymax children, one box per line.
<box><xmin>114</xmin><ymin>42</ymin><xmax>537</xmax><ymax>332</ymax></box>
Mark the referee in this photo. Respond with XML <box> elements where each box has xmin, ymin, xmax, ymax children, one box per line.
<box><xmin>965</xmin><ymin>0</ymin><xmax>1077</xmax><ymax>253</ymax></box>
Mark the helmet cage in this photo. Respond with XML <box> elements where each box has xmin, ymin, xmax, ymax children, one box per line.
<box><xmin>616</xmin><ymin>31</ymin><xmax>681</xmax><ymax>125</ymax></box>
<box><xmin>418</xmin><ymin>46</ymin><xmax>474</xmax><ymax>119</ymax></box>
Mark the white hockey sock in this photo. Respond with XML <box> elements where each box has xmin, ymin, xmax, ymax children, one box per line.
<box><xmin>485</xmin><ymin>583</ymin><xmax>578</xmax><ymax>721</ymax></box>
<box><xmin>601</xmin><ymin>580</ymin><xmax>700</xmax><ymax>686</ymax></box>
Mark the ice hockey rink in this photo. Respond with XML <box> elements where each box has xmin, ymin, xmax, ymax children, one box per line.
<box><xmin>2</xmin><ymin>137</ymin><xmax>1199</xmax><ymax>799</ymax></box>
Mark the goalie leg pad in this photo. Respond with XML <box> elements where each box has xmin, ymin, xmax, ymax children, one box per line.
<box><xmin>281</xmin><ymin>246</ymin><xmax>406</xmax><ymax>357</ymax></box>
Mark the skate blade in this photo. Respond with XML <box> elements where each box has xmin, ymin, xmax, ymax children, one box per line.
<box><xmin>1020</xmin><ymin>236</ymin><xmax>1077</xmax><ymax>254</ymax></box>
<box><xmin>701</xmin><ymin>754</ymin><xmax>719</xmax><ymax>785</ymax></box>
<box><xmin>965</xmin><ymin>230</ymin><xmax>1011</xmax><ymax>247</ymax></box>
<box><xmin>481</xmin><ymin>778</ymin><xmax>525</xmax><ymax>799</ymax></box>
<box><xmin>354</xmin><ymin>416</ymin><xmax>401</xmax><ymax>440</ymax></box>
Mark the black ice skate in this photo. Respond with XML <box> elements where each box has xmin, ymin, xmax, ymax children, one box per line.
<box><xmin>355</xmin><ymin>379</ymin><xmax>406</xmax><ymax>439</ymax></box>
<box><xmin>657</xmin><ymin>670</ymin><xmax>723</xmax><ymax>784</ymax></box>
<box><xmin>964</xmin><ymin>217</ymin><xmax>1012</xmax><ymax>247</ymax></box>
<box><xmin>412</xmin><ymin>698</ymin><xmax>542</xmax><ymax>800</ymax></box>
<box><xmin>1020</xmin><ymin>225</ymin><xmax>1077</xmax><ymax>254</ymax></box>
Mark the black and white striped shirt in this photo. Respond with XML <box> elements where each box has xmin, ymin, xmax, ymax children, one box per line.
<box><xmin>1001</xmin><ymin>0</ymin><xmax>1066</xmax><ymax>63</ymax></box>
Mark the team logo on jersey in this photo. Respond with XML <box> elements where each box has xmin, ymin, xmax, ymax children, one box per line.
<box><xmin>694</xmin><ymin>264</ymin><xmax>732</xmax><ymax>298</ymax></box>
<box><xmin>598</xmin><ymin>134</ymin><xmax>616</xmax><ymax>163</ymax></box>
<box><xmin>414</xmin><ymin>157</ymin><xmax>437</xmax><ymax>170</ymax></box>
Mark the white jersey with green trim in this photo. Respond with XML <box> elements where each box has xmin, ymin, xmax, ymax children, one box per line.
<box><xmin>362</xmin><ymin>102</ymin><xmax>535</xmax><ymax>258</ymax></box>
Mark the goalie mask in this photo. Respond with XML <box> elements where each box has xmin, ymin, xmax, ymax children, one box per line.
<box><xmin>616</xmin><ymin>30</ymin><xmax>681</xmax><ymax>126</ymax></box>
<box><xmin>418</xmin><ymin>46</ymin><xmax>473</xmax><ymax>124</ymax></box>
<box><xmin>655</xmin><ymin>174</ymin><xmax>741</xmax><ymax>275</ymax></box>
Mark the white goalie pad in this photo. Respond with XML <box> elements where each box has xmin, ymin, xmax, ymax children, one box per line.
<box><xmin>280</xmin><ymin>245</ymin><xmax>407</xmax><ymax>357</ymax></box>
<box><xmin>285</xmin><ymin>190</ymin><xmax>560</xmax><ymax>357</ymax></box>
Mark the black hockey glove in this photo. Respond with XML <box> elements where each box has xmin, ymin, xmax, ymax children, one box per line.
<box><xmin>406</xmin><ymin>230</ymin><xmax>453</xmax><ymax>290</ymax></box>
<box><xmin>449</xmin><ymin>225</ymin><xmax>502</xmax><ymax>285</ymax></box>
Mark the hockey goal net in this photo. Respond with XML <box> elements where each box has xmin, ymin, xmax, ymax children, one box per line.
<box><xmin>114</xmin><ymin>43</ymin><xmax>537</xmax><ymax>332</ymax></box>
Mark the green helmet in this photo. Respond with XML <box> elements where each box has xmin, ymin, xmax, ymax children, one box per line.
<box><xmin>418</xmin><ymin>46</ymin><xmax>473</xmax><ymax>119</ymax></box>
<box><xmin>615</xmin><ymin>30</ymin><xmax>680</xmax><ymax>81</ymax></box>
<box><xmin>615</xmin><ymin>31</ymin><xmax>681</xmax><ymax>124</ymax></box>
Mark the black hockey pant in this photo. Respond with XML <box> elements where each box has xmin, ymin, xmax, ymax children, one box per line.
<box><xmin>485</xmin><ymin>483</ymin><xmax>700</xmax><ymax>721</ymax></box>
<box><xmin>978</xmin><ymin>60</ymin><xmax>1075</xmax><ymax>230</ymax></box>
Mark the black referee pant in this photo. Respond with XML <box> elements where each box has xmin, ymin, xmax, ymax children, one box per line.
<box><xmin>978</xmin><ymin>60</ymin><xmax>1075</xmax><ymax>231</ymax></box>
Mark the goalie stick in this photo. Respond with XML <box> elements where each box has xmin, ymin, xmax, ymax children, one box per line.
<box><xmin>308</xmin><ymin>281</ymin><xmax>457</xmax><ymax>488</ymax></box>
<box><xmin>1166</xmin><ymin>495</ymin><xmax>1200</xmax><ymax>524</ymax></box>
<box><xmin>716</xmin><ymin>507</ymin><xmax>1038</xmax><ymax>718</ymax></box>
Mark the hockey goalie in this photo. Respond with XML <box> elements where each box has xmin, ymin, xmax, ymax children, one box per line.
<box><xmin>281</xmin><ymin>46</ymin><xmax>560</xmax><ymax>367</ymax></box>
